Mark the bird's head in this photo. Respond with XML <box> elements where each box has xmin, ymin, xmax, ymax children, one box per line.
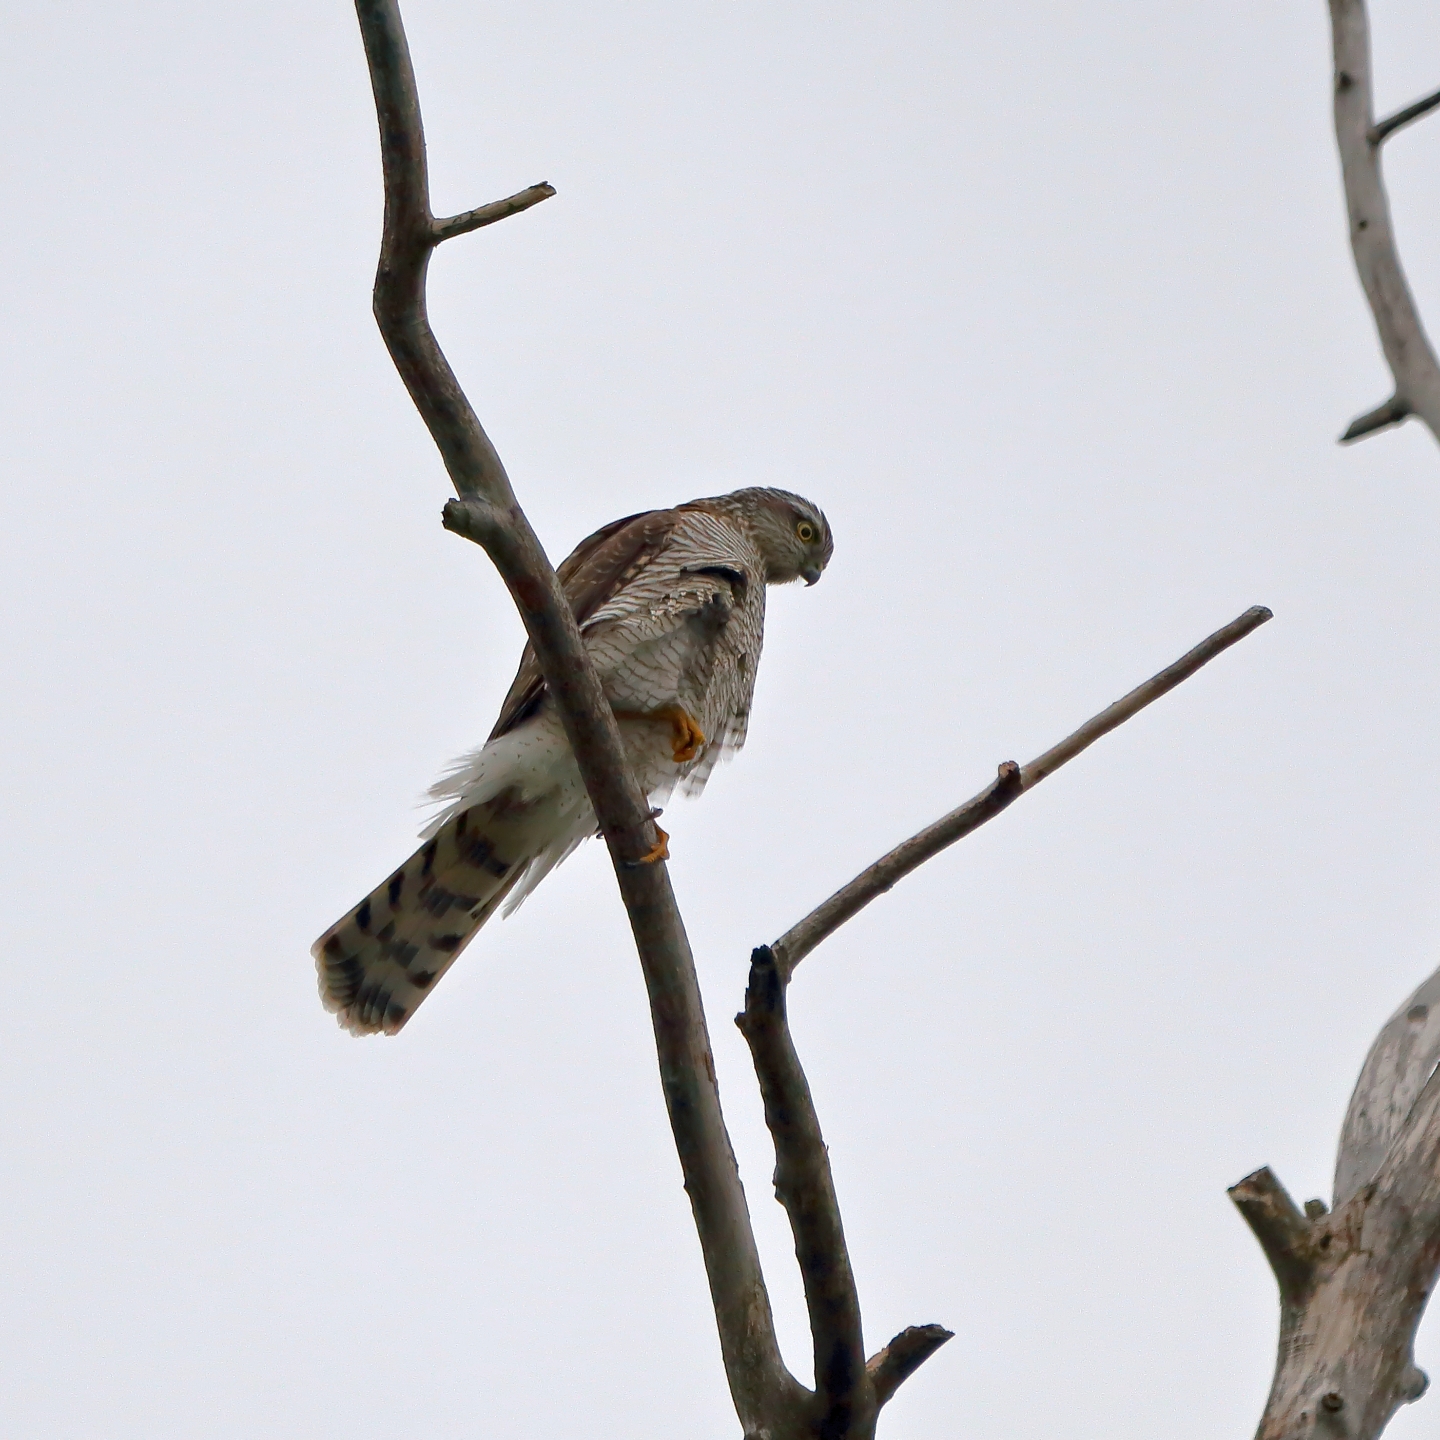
<box><xmin>730</xmin><ymin>487</ymin><xmax>834</xmax><ymax>586</ymax></box>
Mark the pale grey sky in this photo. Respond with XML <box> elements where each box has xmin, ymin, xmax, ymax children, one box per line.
<box><xmin>3</xmin><ymin>2</ymin><xmax>1440</xmax><ymax>1436</ymax></box>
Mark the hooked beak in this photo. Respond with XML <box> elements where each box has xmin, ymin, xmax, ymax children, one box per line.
<box><xmin>801</xmin><ymin>564</ymin><xmax>822</xmax><ymax>587</ymax></box>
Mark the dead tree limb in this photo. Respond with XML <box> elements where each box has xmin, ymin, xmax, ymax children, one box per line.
<box><xmin>1327</xmin><ymin>0</ymin><xmax>1440</xmax><ymax>445</ymax></box>
<box><xmin>353</xmin><ymin>5</ymin><xmax>803</xmax><ymax>1432</ymax></box>
<box><xmin>771</xmin><ymin>605</ymin><xmax>1272</xmax><ymax>979</ymax></box>
<box><xmin>1232</xmin><ymin>962</ymin><xmax>1440</xmax><ymax>1438</ymax></box>
<box><xmin>738</xmin><ymin>946</ymin><xmax>877</xmax><ymax>1437</ymax></box>
<box><xmin>353</xmin><ymin>6</ymin><xmax>1275</xmax><ymax>1435</ymax></box>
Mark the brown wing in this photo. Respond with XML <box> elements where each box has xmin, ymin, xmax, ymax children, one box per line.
<box><xmin>487</xmin><ymin>507</ymin><xmax>681</xmax><ymax>740</ymax></box>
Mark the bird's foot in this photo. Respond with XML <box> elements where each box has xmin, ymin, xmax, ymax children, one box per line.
<box><xmin>628</xmin><ymin>824</ymin><xmax>670</xmax><ymax>866</ymax></box>
<box><xmin>612</xmin><ymin>703</ymin><xmax>706</xmax><ymax>764</ymax></box>
<box><xmin>659</xmin><ymin>705</ymin><xmax>705</xmax><ymax>764</ymax></box>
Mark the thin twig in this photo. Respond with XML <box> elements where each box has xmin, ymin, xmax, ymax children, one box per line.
<box><xmin>1369</xmin><ymin>86</ymin><xmax>1440</xmax><ymax>146</ymax></box>
<box><xmin>1328</xmin><ymin>0</ymin><xmax>1440</xmax><ymax>447</ymax></box>
<box><xmin>737</xmin><ymin>948</ymin><xmax>873</xmax><ymax>1436</ymax></box>
<box><xmin>353</xmin><ymin>4</ymin><xmax>803</xmax><ymax>1431</ymax></box>
<box><xmin>433</xmin><ymin>182</ymin><xmax>556</xmax><ymax>242</ymax></box>
<box><xmin>771</xmin><ymin>605</ymin><xmax>1272</xmax><ymax>978</ymax></box>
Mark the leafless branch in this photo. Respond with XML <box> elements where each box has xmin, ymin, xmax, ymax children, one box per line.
<box><xmin>1341</xmin><ymin>395</ymin><xmax>1412</xmax><ymax>442</ymax></box>
<box><xmin>433</xmin><ymin>182</ymin><xmax>556</xmax><ymax>243</ymax></box>
<box><xmin>354</xmin><ymin>4</ymin><xmax>802</xmax><ymax>1431</ymax></box>
<box><xmin>737</xmin><ymin>947</ymin><xmax>874</xmax><ymax>1433</ymax></box>
<box><xmin>1369</xmin><ymin>86</ymin><xmax>1440</xmax><ymax>146</ymax></box>
<box><xmin>771</xmin><ymin>605</ymin><xmax>1272</xmax><ymax>978</ymax></box>
<box><xmin>1328</xmin><ymin>0</ymin><xmax>1440</xmax><ymax>446</ymax></box>
<box><xmin>724</xmin><ymin>608</ymin><xmax>1270</xmax><ymax>1429</ymax></box>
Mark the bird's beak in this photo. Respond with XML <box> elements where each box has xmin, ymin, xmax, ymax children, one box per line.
<box><xmin>801</xmin><ymin>565</ymin><xmax>822</xmax><ymax>587</ymax></box>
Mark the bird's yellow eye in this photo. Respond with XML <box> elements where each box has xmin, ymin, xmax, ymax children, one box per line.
<box><xmin>796</xmin><ymin>520</ymin><xmax>817</xmax><ymax>543</ymax></box>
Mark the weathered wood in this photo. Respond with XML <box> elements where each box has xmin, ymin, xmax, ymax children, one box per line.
<box><xmin>1336</xmin><ymin>965</ymin><xmax>1440</xmax><ymax>1208</ymax></box>
<box><xmin>1232</xmin><ymin>964</ymin><xmax>1440</xmax><ymax>1438</ymax></box>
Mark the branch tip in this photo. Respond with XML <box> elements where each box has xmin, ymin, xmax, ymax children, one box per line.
<box><xmin>1228</xmin><ymin>1165</ymin><xmax>1316</xmax><ymax>1304</ymax></box>
<box><xmin>1340</xmin><ymin>395</ymin><xmax>1411</xmax><ymax>442</ymax></box>
<box><xmin>868</xmin><ymin>1324</ymin><xmax>955</xmax><ymax>1407</ymax></box>
<box><xmin>440</xmin><ymin>494</ymin><xmax>504</xmax><ymax>544</ymax></box>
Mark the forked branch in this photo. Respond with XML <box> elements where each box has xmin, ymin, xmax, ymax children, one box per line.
<box><xmin>729</xmin><ymin>606</ymin><xmax>1271</xmax><ymax>1434</ymax></box>
<box><xmin>1328</xmin><ymin>0</ymin><xmax>1440</xmax><ymax>446</ymax></box>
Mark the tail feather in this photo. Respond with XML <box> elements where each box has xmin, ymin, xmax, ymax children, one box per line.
<box><xmin>314</xmin><ymin>789</ymin><xmax>560</xmax><ymax>1036</ymax></box>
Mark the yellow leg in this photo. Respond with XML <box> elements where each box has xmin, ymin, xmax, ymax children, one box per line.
<box><xmin>635</xmin><ymin>824</ymin><xmax>669</xmax><ymax>865</ymax></box>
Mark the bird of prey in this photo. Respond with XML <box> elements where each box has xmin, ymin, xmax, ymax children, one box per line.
<box><xmin>313</xmin><ymin>486</ymin><xmax>834</xmax><ymax>1035</ymax></box>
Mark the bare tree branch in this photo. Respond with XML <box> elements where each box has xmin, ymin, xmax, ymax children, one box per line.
<box><xmin>433</xmin><ymin>182</ymin><xmax>556</xmax><ymax>243</ymax></box>
<box><xmin>771</xmin><ymin>605</ymin><xmax>1272</xmax><ymax>978</ymax></box>
<box><xmin>1328</xmin><ymin>0</ymin><xmax>1440</xmax><ymax>446</ymax></box>
<box><xmin>866</xmin><ymin>1326</ymin><xmax>955</xmax><ymax>1409</ymax></box>
<box><xmin>354</xmin><ymin>4</ymin><xmax>803</xmax><ymax>1430</ymax></box>
<box><xmin>1369</xmin><ymin>86</ymin><xmax>1440</xmax><ymax>146</ymax></box>
<box><xmin>737</xmin><ymin>947</ymin><xmax>874</xmax><ymax>1435</ymax></box>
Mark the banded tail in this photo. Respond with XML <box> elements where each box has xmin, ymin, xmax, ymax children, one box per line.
<box><xmin>313</xmin><ymin>784</ymin><xmax>577</xmax><ymax>1035</ymax></box>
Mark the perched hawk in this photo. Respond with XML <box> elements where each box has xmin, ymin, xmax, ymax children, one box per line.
<box><xmin>313</xmin><ymin>486</ymin><xmax>834</xmax><ymax>1035</ymax></box>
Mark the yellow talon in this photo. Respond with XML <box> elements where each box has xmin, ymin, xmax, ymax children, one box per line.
<box><xmin>612</xmin><ymin>704</ymin><xmax>706</xmax><ymax>765</ymax></box>
<box><xmin>635</xmin><ymin>825</ymin><xmax>669</xmax><ymax>865</ymax></box>
<box><xmin>665</xmin><ymin>707</ymin><xmax>705</xmax><ymax>764</ymax></box>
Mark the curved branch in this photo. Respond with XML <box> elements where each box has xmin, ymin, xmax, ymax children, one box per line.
<box><xmin>771</xmin><ymin>605</ymin><xmax>1272</xmax><ymax>977</ymax></box>
<box><xmin>354</xmin><ymin>4</ymin><xmax>801</xmax><ymax>1430</ymax></box>
<box><xmin>1328</xmin><ymin>0</ymin><xmax>1440</xmax><ymax>446</ymax></box>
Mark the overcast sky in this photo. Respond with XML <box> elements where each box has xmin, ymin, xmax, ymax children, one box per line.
<box><xmin>4</xmin><ymin>2</ymin><xmax>1440</xmax><ymax>1436</ymax></box>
